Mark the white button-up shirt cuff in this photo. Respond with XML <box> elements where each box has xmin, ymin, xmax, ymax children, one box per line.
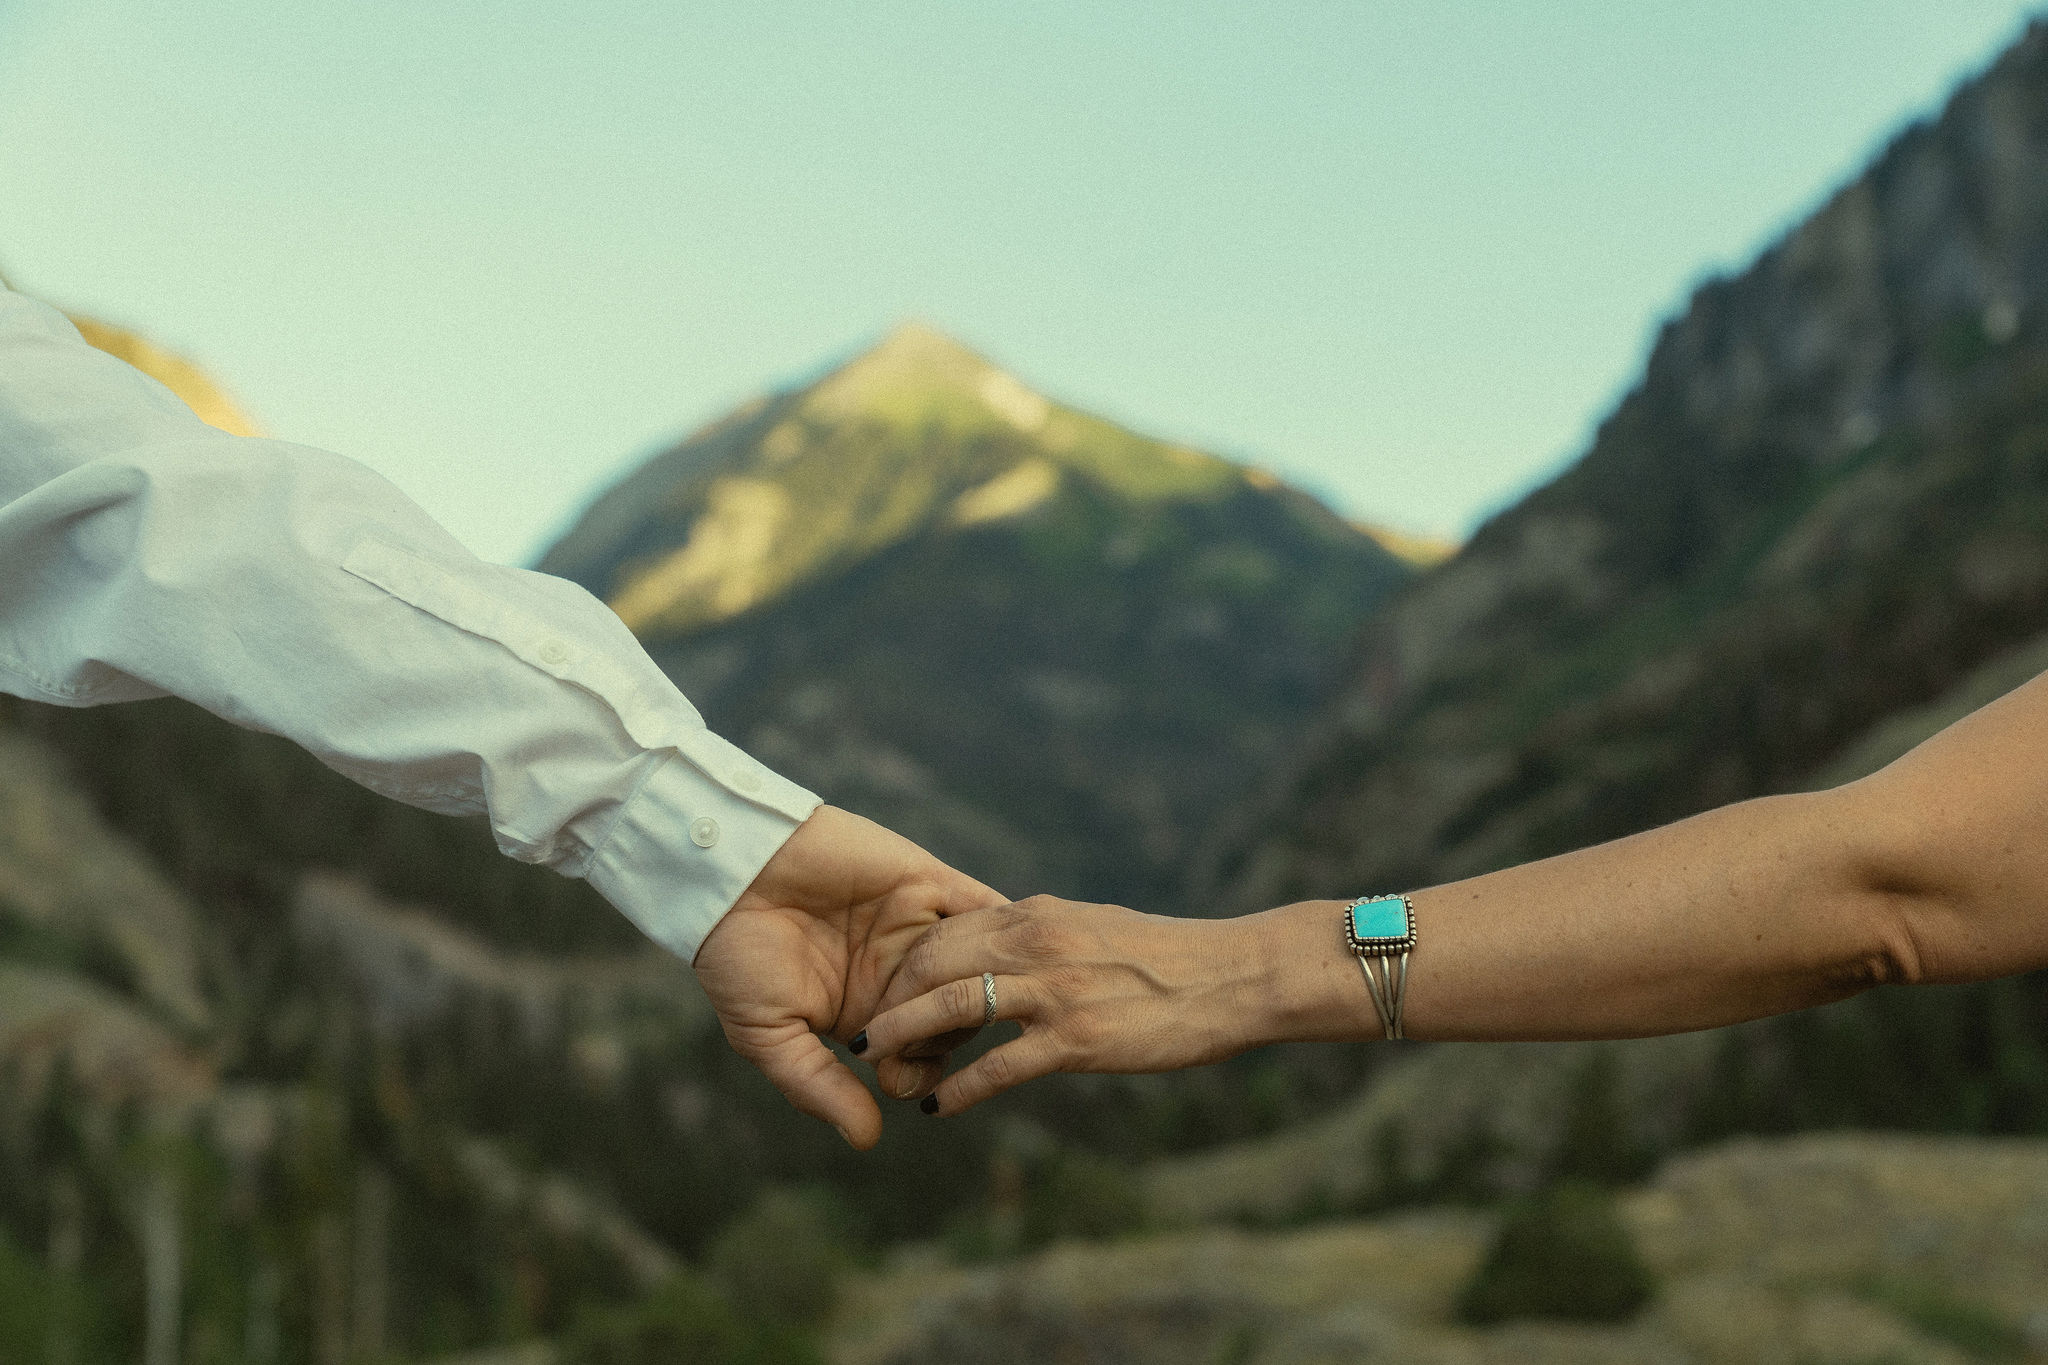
<box><xmin>583</xmin><ymin>748</ymin><xmax>822</xmax><ymax>963</ymax></box>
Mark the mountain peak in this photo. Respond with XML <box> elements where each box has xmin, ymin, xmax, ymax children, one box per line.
<box><xmin>869</xmin><ymin>318</ymin><xmax>985</xmax><ymax>366</ymax></box>
<box><xmin>546</xmin><ymin>320</ymin><xmax>1414</xmax><ymax>648</ymax></box>
<box><xmin>803</xmin><ymin>319</ymin><xmax>1052</xmax><ymax>434</ymax></box>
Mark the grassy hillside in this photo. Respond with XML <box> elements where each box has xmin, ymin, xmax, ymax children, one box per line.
<box><xmin>836</xmin><ymin>1135</ymin><xmax>2048</xmax><ymax>1365</ymax></box>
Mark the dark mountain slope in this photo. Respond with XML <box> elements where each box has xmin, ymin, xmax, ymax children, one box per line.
<box><xmin>1210</xmin><ymin>20</ymin><xmax>2048</xmax><ymax>911</ymax></box>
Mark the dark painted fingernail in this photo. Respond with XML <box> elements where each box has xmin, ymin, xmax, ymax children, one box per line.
<box><xmin>920</xmin><ymin>1094</ymin><xmax>940</xmax><ymax>1116</ymax></box>
<box><xmin>850</xmin><ymin>1031</ymin><xmax>869</xmax><ymax>1055</ymax></box>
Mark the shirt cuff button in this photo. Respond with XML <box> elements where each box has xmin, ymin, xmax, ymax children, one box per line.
<box><xmin>689</xmin><ymin>816</ymin><xmax>721</xmax><ymax>848</ymax></box>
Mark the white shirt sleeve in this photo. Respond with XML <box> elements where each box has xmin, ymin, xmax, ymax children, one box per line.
<box><xmin>0</xmin><ymin>282</ymin><xmax>819</xmax><ymax>962</ymax></box>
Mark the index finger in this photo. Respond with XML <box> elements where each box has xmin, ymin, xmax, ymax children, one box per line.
<box><xmin>873</xmin><ymin>904</ymin><xmax>1016</xmax><ymax>1019</ymax></box>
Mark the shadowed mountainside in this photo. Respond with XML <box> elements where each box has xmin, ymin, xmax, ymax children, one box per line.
<box><xmin>1206</xmin><ymin>20</ymin><xmax>2048</xmax><ymax>913</ymax></box>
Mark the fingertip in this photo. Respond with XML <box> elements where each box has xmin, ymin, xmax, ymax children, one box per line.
<box><xmin>921</xmin><ymin>1082</ymin><xmax>982</xmax><ymax>1118</ymax></box>
<box><xmin>872</xmin><ymin>1054</ymin><xmax>909</xmax><ymax>1096</ymax></box>
<box><xmin>856</xmin><ymin>1002</ymin><xmax>916</xmax><ymax>1064</ymax></box>
<box><xmin>831</xmin><ymin>1091</ymin><xmax>884</xmax><ymax>1150</ymax></box>
<box><xmin>875</xmin><ymin>1056</ymin><xmax>942</xmax><ymax>1101</ymax></box>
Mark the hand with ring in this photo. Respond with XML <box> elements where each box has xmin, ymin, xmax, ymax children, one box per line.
<box><xmin>856</xmin><ymin>895</ymin><xmax>1312</xmax><ymax>1115</ymax></box>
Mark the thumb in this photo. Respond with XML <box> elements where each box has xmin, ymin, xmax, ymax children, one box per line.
<box><xmin>734</xmin><ymin>1024</ymin><xmax>885</xmax><ymax>1150</ymax></box>
<box><xmin>939</xmin><ymin>868</ymin><xmax>1009</xmax><ymax>917</ymax></box>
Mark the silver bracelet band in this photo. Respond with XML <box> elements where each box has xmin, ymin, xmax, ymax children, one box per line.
<box><xmin>1344</xmin><ymin>894</ymin><xmax>1416</xmax><ymax>1041</ymax></box>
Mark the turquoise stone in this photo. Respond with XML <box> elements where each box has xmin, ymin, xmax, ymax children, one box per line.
<box><xmin>1350</xmin><ymin>897</ymin><xmax>1410</xmax><ymax>942</ymax></box>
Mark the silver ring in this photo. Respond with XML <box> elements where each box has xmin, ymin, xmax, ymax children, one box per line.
<box><xmin>981</xmin><ymin>972</ymin><xmax>997</xmax><ymax>1028</ymax></box>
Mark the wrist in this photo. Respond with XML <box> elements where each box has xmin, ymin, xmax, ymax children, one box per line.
<box><xmin>1234</xmin><ymin>899</ymin><xmax>1384</xmax><ymax>1048</ymax></box>
<box><xmin>584</xmin><ymin>753</ymin><xmax>814</xmax><ymax>965</ymax></box>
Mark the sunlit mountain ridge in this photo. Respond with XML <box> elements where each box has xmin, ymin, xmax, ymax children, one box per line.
<box><xmin>543</xmin><ymin>322</ymin><xmax>1417</xmax><ymax>907</ymax></box>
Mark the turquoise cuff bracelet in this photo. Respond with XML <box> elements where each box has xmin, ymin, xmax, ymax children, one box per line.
<box><xmin>1345</xmin><ymin>894</ymin><xmax>1416</xmax><ymax>1040</ymax></box>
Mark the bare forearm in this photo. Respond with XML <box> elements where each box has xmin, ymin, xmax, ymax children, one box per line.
<box><xmin>863</xmin><ymin>676</ymin><xmax>2048</xmax><ymax>1115</ymax></box>
<box><xmin>1244</xmin><ymin>787</ymin><xmax>1908</xmax><ymax>1046</ymax></box>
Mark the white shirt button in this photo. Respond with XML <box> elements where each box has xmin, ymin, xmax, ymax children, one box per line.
<box><xmin>731</xmin><ymin>769</ymin><xmax>762</xmax><ymax>795</ymax></box>
<box><xmin>538</xmin><ymin>640</ymin><xmax>570</xmax><ymax>667</ymax></box>
<box><xmin>689</xmin><ymin>816</ymin><xmax>720</xmax><ymax>848</ymax></box>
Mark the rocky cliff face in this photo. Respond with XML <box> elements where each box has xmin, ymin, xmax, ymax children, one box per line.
<box><xmin>1208</xmin><ymin>20</ymin><xmax>2048</xmax><ymax>910</ymax></box>
<box><xmin>544</xmin><ymin>324</ymin><xmax>1418</xmax><ymax>907</ymax></box>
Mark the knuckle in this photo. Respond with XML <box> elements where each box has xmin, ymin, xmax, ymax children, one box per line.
<box><xmin>941</xmin><ymin>976</ymin><xmax>978</xmax><ymax>1021</ymax></box>
<box><xmin>979</xmin><ymin>1047</ymin><xmax>1016</xmax><ymax>1090</ymax></box>
<box><xmin>1008</xmin><ymin>914</ymin><xmax>1065</xmax><ymax>960</ymax></box>
<box><xmin>1042</xmin><ymin>965</ymin><xmax>1088</xmax><ymax>1002</ymax></box>
<box><xmin>902</xmin><ymin>926</ymin><xmax>944</xmax><ymax>986</ymax></box>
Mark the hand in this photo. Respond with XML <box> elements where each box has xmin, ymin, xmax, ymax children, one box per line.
<box><xmin>692</xmin><ymin>805</ymin><xmax>1006</xmax><ymax>1148</ymax></box>
<box><xmin>859</xmin><ymin>895</ymin><xmax>1320</xmax><ymax>1116</ymax></box>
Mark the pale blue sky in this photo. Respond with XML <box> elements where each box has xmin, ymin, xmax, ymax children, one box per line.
<box><xmin>0</xmin><ymin>2</ymin><xmax>2039</xmax><ymax>563</ymax></box>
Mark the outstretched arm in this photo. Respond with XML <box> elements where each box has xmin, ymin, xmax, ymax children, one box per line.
<box><xmin>0</xmin><ymin>281</ymin><xmax>805</xmax><ymax>961</ymax></box>
<box><xmin>0</xmin><ymin>282</ymin><xmax>997</xmax><ymax>1145</ymax></box>
<box><xmin>863</xmin><ymin>667</ymin><xmax>2048</xmax><ymax>1114</ymax></box>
